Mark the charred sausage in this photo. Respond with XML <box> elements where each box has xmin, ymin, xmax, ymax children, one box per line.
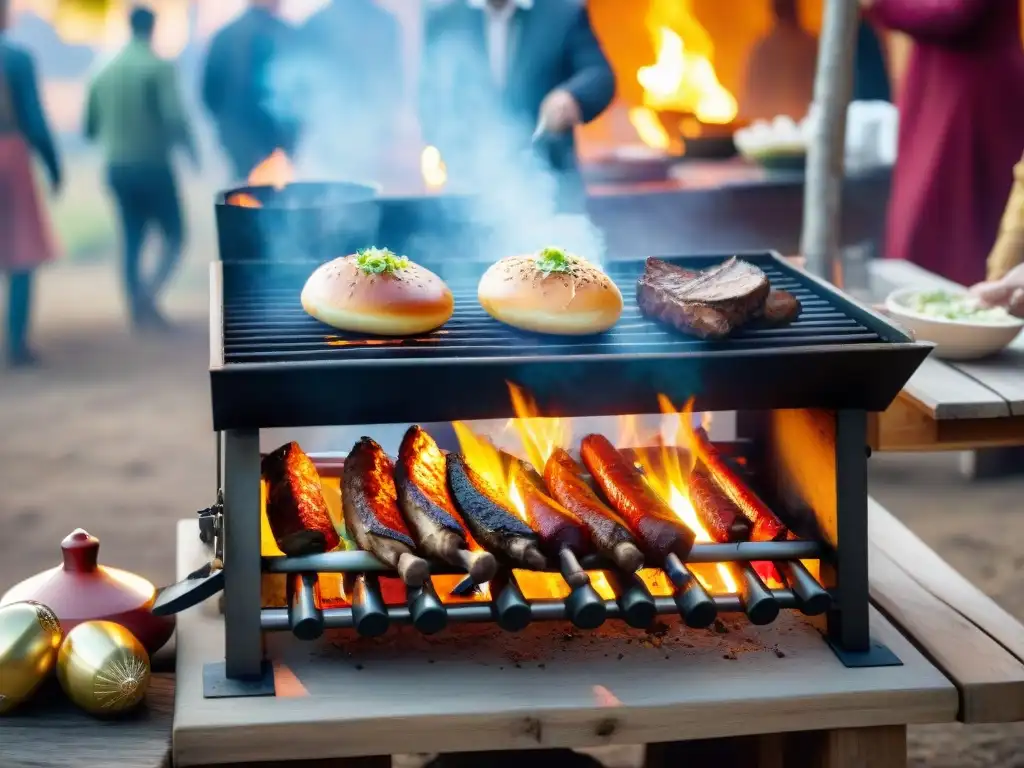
<box><xmin>543</xmin><ymin>448</ymin><xmax>644</xmax><ymax>572</ymax></box>
<box><xmin>580</xmin><ymin>434</ymin><xmax>696</xmax><ymax>562</ymax></box>
<box><xmin>687</xmin><ymin>471</ymin><xmax>751</xmax><ymax>542</ymax></box>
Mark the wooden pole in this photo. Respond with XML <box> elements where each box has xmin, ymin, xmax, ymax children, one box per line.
<box><xmin>800</xmin><ymin>0</ymin><xmax>861</xmax><ymax>283</ymax></box>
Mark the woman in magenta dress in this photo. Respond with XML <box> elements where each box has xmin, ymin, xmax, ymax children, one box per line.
<box><xmin>866</xmin><ymin>0</ymin><xmax>1024</xmax><ymax>286</ymax></box>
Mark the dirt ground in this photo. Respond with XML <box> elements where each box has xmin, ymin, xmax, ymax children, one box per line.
<box><xmin>2</xmin><ymin>261</ymin><xmax>1024</xmax><ymax>767</ymax></box>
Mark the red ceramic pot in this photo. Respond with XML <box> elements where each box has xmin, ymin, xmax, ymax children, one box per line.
<box><xmin>1</xmin><ymin>529</ymin><xmax>174</xmax><ymax>655</ymax></box>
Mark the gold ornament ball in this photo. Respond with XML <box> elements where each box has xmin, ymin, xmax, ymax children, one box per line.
<box><xmin>0</xmin><ymin>601</ymin><xmax>63</xmax><ymax>715</ymax></box>
<box><xmin>57</xmin><ymin>621</ymin><xmax>151</xmax><ymax>716</ymax></box>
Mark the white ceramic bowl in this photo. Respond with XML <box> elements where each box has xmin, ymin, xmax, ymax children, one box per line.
<box><xmin>885</xmin><ymin>288</ymin><xmax>1024</xmax><ymax>360</ymax></box>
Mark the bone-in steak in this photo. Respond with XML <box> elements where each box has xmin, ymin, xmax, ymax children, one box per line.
<box><xmin>637</xmin><ymin>257</ymin><xmax>772</xmax><ymax>339</ymax></box>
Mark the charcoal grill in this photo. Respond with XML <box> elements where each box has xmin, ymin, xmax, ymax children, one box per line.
<box><xmin>186</xmin><ymin>251</ymin><xmax>931</xmax><ymax>699</ymax></box>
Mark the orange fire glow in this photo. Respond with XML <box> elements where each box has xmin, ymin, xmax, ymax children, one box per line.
<box><xmin>250</xmin><ymin>149</ymin><xmax>295</xmax><ymax>190</ymax></box>
<box><xmin>421</xmin><ymin>146</ymin><xmax>448</xmax><ymax>191</ymax></box>
<box><xmin>632</xmin><ymin>0</ymin><xmax>738</xmax><ymax>149</ymax></box>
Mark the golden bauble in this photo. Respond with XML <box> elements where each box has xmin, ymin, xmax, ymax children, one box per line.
<box><xmin>0</xmin><ymin>601</ymin><xmax>63</xmax><ymax>715</ymax></box>
<box><xmin>57</xmin><ymin>621</ymin><xmax>150</xmax><ymax>716</ymax></box>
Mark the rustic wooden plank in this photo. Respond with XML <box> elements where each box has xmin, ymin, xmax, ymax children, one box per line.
<box><xmin>870</xmin><ymin>395</ymin><xmax>1024</xmax><ymax>451</ymax></box>
<box><xmin>869</xmin><ymin>499</ymin><xmax>1024</xmax><ymax>666</ymax></box>
<box><xmin>901</xmin><ymin>360</ymin><xmax>1011</xmax><ymax>421</ymax></box>
<box><xmin>173</xmin><ymin>521</ymin><xmax>956</xmax><ymax>767</ymax></box>
<box><xmin>954</xmin><ymin>335</ymin><xmax>1024</xmax><ymax>417</ymax></box>
<box><xmin>868</xmin><ymin>499</ymin><xmax>1024</xmax><ymax>722</ymax></box>
<box><xmin>0</xmin><ymin>674</ymin><xmax>173</xmax><ymax>768</ymax></box>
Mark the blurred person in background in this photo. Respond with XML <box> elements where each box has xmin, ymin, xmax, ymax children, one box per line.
<box><xmin>85</xmin><ymin>5</ymin><xmax>197</xmax><ymax>332</ymax></box>
<box><xmin>865</xmin><ymin>0</ymin><xmax>1024</xmax><ymax>286</ymax></box>
<box><xmin>201</xmin><ymin>0</ymin><xmax>299</xmax><ymax>180</ymax></box>
<box><xmin>299</xmin><ymin>0</ymin><xmax>403</xmax><ymax>182</ymax></box>
<box><xmin>0</xmin><ymin>0</ymin><xmax>61</xmax><ymax>368</ymax></box>
<box><xmin>742</xmin><ymin>0</ymin><xmax>817</xmax><ymax>120</ymax></box>
<box><xmin>852</xmin><ymin>18</ymin><xmax>891</xmax><ymax>103</ymax></box>
<box><xmin>418</xmin><ymin>0</ymin><xmax>615</xmax><ymax>214</ymax></box>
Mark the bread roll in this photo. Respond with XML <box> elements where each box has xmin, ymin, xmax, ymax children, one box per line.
<box><xmin>301</xmin><ymin>249</ymin><xmax>454</xmax><ymax>336</ymax></box>
<box><xmin>478</xmin><ymin>248</ymin><xmax>623</xmax><ymax>335</ymax></box>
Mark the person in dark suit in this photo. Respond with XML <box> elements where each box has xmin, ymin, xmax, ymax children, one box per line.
<box><xmin>200</xmin><ymin>0</ymin><xmax>299</xmax><ymax>180</ymax></box>
<box><xmin>0</xmin><ymin>0</ymin><xmax>61</xmax><ymax>368</ymax></box>
<box><xmin>298</xmin><ymin>0</ymin><xmax>403</xmax><ymax>181</ymax></box>
<box><xmin>418</xmin><ymin>0</ymin><xmax>615</xmax><ymax>214</ymax></box>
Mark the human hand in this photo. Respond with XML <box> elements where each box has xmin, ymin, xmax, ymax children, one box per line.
<box><xmin>537</xmin><ymin>89</ymin><xmax>582</xmax><ymax>136</ymax></box>
<box><xmin>971</xmin><ymin>264</ymin><xmax>1024</xmax><ymax>318</ymax></box>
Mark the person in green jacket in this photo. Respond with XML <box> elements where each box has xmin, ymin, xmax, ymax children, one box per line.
<box><xmin>84</xmin><ymin>5</ymin><xmax>197</xmax><ymax>331</ymax></box>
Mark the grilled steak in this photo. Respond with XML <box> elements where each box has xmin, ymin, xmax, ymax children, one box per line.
<box><xmin>637</xmin><ymin>257</ymin><xmax>771</xmax><ymax>339</ymax></box>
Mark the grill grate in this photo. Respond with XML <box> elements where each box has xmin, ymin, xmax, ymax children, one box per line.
<box><xmin>222</xmin><ymin>261</ymin><xmax>880</xmax><ymax>363</ymax></box>
<box><xmin>210</xmin><ymin>252</ymin><xmax>931</xmax><ymax>430</ymax></box>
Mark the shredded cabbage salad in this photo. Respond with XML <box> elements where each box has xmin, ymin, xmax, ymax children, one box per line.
<box><xmin>905</xmin><ymin>290</ymin><xmax>1013</xmax><ymax>324</ymax></box>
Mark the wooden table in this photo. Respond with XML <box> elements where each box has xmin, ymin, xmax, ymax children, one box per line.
<box><xmin>5</xmin><ymin>500</ymin><xmax>1023</xmax><ymax>768</ymax></box>
<box><xmin>868</xmin><ymin>260</ymin><xmax>1024</xmax><ymax>452</ymax></box>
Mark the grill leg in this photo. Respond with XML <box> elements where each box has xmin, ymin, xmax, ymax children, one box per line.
<box><xmin>204</xmin><ymin>428</ymin><xmax>275</xmax><ymax>697</ymax></box>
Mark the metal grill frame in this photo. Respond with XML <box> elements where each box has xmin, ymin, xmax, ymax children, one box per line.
<box><xmin>209</xmin><ymin>252</ymin><xmax>931</xmax><ymax>431</ymax></box>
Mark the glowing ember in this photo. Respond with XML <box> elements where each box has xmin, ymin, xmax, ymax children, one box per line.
<box><xmin>249</xmin><ymin>149</ymin><xmax>294</xmax><ymax>190</ymax></box>
<box><xmin>421</xmin><ymin>146</ymin><xmax>448</xmax><ymax>190</ymax></box>
<box><xmin>228</xmin><ymin>192</ymin><xmax>262</xmax><ymax>209</ymax></box>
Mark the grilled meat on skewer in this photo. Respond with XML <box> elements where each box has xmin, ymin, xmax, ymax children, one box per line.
<box><xmin>690</xmin><ymin>427</ymin><xmax>788</xmax><ymax>541</ymax></box>
<box><xmin>580</xmin><ymin>434</ymin><xmax>696</xmax><ymax>562</ymax></box>
<box><xmin>262</xmin><ymin>442</ymin><xmax>340</xmax><ymax>556</ymax></box>
<box><xmin>342</xmin><ymin>437</ymin><xmax>430</xmax><ymax>586</ymax></box>
<box><xmin>543</xmin><ymin>448</ymin><xmax>644</xmax><ymax>573</ymax></box>
<box><xmin>396</xmin><ymin>426</ymin><xmax>497</xmax><ymax>584</ymax></box>
<box><xmin>509</xmin><ymin>459</ymin><xmax>592</xmax><ymax>587</ymax></box>
<box><xmin>687</xmin><ymin>471</ymin><xmax>751</xmax><ymax>542</ymax></box>
<box><xmin>446</xmin><ymin>453</ymin><xmax>546</xmax><ymax>570</ymax></box>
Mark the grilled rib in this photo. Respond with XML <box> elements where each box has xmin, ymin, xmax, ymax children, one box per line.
<box><xmin>446</xmin><ymin>453</ymin><xmax>546</xmax><ymax>570</ymax></box>
<box><xmin>580</xmin><ymin>434</ymin><xmax>696</xmax><ymax>562</ymax></box>
<box><xmin>262</xmin><ymin>442</ymin><xmax>340</xmax><ymax>556</ymax></box>
<box><xmin>342</xmin><ymin>437</ymin><xmax>430</xmax><ymax>586</ymax></box>
<box><xmin>395</xmin><ymin>426</ymin><xmax>497</xmax><ymax>584</ymax></box>
<box><xmin>543</xmin><ymin>448</ymin><xmax>644</xmax><ymax>572</ymax></box>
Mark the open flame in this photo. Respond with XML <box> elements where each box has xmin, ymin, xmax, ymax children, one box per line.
<box><xmin>631</xmin><ymin>0</ymin><xmax>738</xmax><ymax>149</ymax></box>
<box><xmin>250</xmin><ymin>149</ymin><xmax>294</xmax><ymax>190</ymax></box>
<box><xmin>227</xmin><ymin>149</ymin><xmax>295</xmax><ymax>209</ymax></box>
<box><xmin>421</xmin><ymin>146</ymin><xmax>448</xmax><ymax>191</ymax></box>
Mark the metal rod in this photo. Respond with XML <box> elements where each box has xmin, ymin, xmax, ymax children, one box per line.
<box><xmin>737</xmin><ymin>565</ymin><xmax>780</xmax><ymax>626</ymax></box>
<box><xmin>263</xmin><ymin>541</ymin><xmax>824</xmax><ymax>574</ymax></box>
<box><xmin>670</xmin><ymin>567</ymin><xmax>718</xmax><ymax>629</ymax></box>
<box><xmin>776</xmin><ymin>560</ymin><xmax>832</xmax><ymax>617</ymax></box>
<box><xmin>602</xmin><ymin>569</ymin><xmax>657</xmax><ymax>629</ymax></box>
<box><xmin>222</xmin><ymin>429</ymin><xmax>264</xmax><ymax>679</ymax></box>
<box><xmin>287</xmin><ymin>572</ymin><xmax>323</xmax><ymax>640</ymax></box>
<box><xmin>491</xmin><ymin>572</ymin><xmax>531</xmax><ymax>632</ymax></box>
<box><xmin>407</xmin><ymin>579</ymin><xmax>447</xmax><ymax>635</ymax></box>
<box><xmin>349</xmin><ymin>573</ymin><xmax>389</xmax><ymax>637</ymax></box>
<box><xmin>259</xmin><ymin>590</ymin><xmax>802</xmax><ymax>633</ymax></box>
<box><xmin>563</xmin><ymin>582</ymin><xmax>607</xmax><ymax>629</ymax></box>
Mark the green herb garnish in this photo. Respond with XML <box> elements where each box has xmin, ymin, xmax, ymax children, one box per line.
<box><xmin>534</xmin><ymin>246</ymin><xmax>578</xmax><ymax>275</ymax></box>
<box><xmin>356</xmin><ymin>247</ymin><xmax>410</xmax><ymax>275</ymax></box>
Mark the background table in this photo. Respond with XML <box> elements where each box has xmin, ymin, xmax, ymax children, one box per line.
<box><xmin>868</xmin><ymin>260</ymin><xmax>1024</xmax><ymax>452</ymax></box>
